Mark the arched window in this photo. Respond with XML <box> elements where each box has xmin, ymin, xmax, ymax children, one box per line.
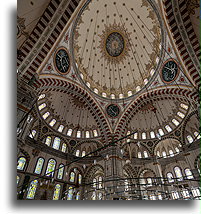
<box><xmin>177</xmin><ymin>111</ymin><xmax>185</xmax><ymax>118</ymax></box>
<box><xmin>53</xmin><ymin>184</ymin><xmax>61</xmax><ymax>200</ymax></box>
<box><xmin>38</xmin><ymin>94</ymin><xmax>45</xmax><ymax>100</ymax></box>
<box><xmin>98</xmin><ymin>192</ymin><xmax>103</xmax><ymax>200</ymax></box>
<box><xmin>78</xmin><ymin>174</ymin><xmax>82</xmax><ymax>184</ymax></box>
<box><xmin>119</xmin><ymin>93</ymin><xmax>124</xmax><ymax>99</ymax></box>
<box><xmin>92</xmin><ymin>191</ymin><xmax>96</xmax><ymax>200</ymax></box>
<box><xmin>67</xmin><ymin>129</ymin><xmax>73</xmax><ymax>136</ymax></box>
<box><xmin>147</xmin><ymin>178</ymin><xmax>152</xmax><ymax>186</ymax></box>
<box><xmin>77</xmin><ymin>131</ymin><xmax>81</xmax><ymax>138</ymax></box>
<box><xmin>180</xmin><ymin>103</ymin><xmax>188</xmax><ymax>110</ymax></box>
<box><xmin>70</xmin><ymin>171</ymin><xmax>75</xmax><ymax>182</ymax></box>
<box><xmin>76</xmin><ymin>191</ymin><xmax>80</xmax><ymax>200</ymax></box>
<box><xmin>142</xmin><ymin>132</ymin><xmax>146</xmax><ymax>139</ymax></box>
<box><xmin>167</xmin><ymin>172</ymin><xmax>174</xmax><ymax>183</ymax></box>
<box><xmin>158</xmin><ymin>129</ymin><xmax>164</xmax><ymax>136</ymax></box>
<box><xmin>144</xmin><ymin>151</ymin><xmax>148</xmax><ymax>158</ymax></box>
<box><xmin>67</xmin><ymin>186</ymin><xmax>73</xmax><ymax>200</ymax></box>
<box><xmin>57</xmin><ymin>164</ymin><xmax>64</xmax><ymax>180</ymax></box>
<box><xmin>169</xmin><ymin>150</ymin><xmax>174</xmax><ymax>157</ymax></box>
<box><xmin>133</xmin><ymin>132</ymin><xmax>138</xmax><ymax>139</ymax></box>
<box><xmin>62</xmin><ymin>143</ymin><xmax>67</xmax><ymax>152</ymax></box>
<box><xmin>172</xmin><ymin>191</ymin><xmax>179</xmax><ymax>200</ymax></box>
<box><xmin>26</xmin><ymin>180</ymin><xmax>38</xmax><ymax>199</ymax></box>
<box><xmin>138</xmin><ymin>152</ymin><xmax>142</xmax><ymax>158</ymax></box>
<box><xmin>27</xmin><ymin>115</ymin><xmax>33</xmax><ymax>123</ymax></box>
<box><xmin>150</xmin><ymin>131</ymin><xmax>155</xmax><ymax>139</ymax></box>
<box><xmin>194</xmin><ymin>131</ymin><xmax>201</xmax><ymax>139</ymax></box>
<box><xmin>38</xmin><ymin>103</ymin><xmax>46</xmax><ymax>111</ymax></box>
<box><xmin>52</xmin><ymin>137</ymin><xmax>60</xmax><ymax>150</ymax></box>
<box><xmin>128</xmin><ymin>91</ymin><xmax>132</xmax><ymax>97</ymax></box>
<box><xmin>174</xmin><ymin>166</ymin><xmax>183</xmax><ymax>181</ymax></box>
<box><xmin>49</xmin><ymin>119</ymin><xmax>56</xmax><ymax>127</ymax></box>
<box><xmin>17</xmin><ymin>175</ymin><xmax>20</xmax><ymax>185</ymax></box>
<box><xmin>172</xmin><ymin>119</ymin><xmax>179</xmax><ymax>126</ymax></box>
<box><xmin>187</xmin><ymin>135</ymin><xmax>194</xmax><ymax>144</ymax></box>
<box><xmin>111</xmin><ymin>94</ymin><xmax>115</xmax><ymax>99</ymax></box>
<box><xmin>42</xmin><ymin>112</ymin><xmax>50</xmax><ymax>119</ymax></box>
<box><xmin>75</xmin><ymin>150</ymin><xmax>80</xmax><ymax>157</ymax></box>
<box><xmin>93</xmin><ymin>130</ymin><xmax>98</xmax><ymax>137</ymax></box>
<box><xmin>156</xmin><ymin>151</ymin><xmax>160</xmax><ymax>157</ymax></box>
<box><xmin>17</xmin><ymin>157</ymin><xmax>26</xmax><ymax>170</ymax></box>
<box><xmin>82</xmin><ymin>151</ymin><xmax>86</xmax><ymax>157</ymax></box>
<box><xmin>184</xmin><ymin>168</ymin><xmax>194</xmax><ymax>179</ymax></box>
<box><xmin>58</xmin><ymin>125</ymin><xmax>64</xmax><ymax>133</ymax></box>
<box><xmin>175</xmin><ymin>147</ymin><xmax>180</xmax><ymax>153</ymax></box>
<box><xmin>98</xmin><ymin>176</ymin><xmax>102</xmax><ymax>189</ymax></box>
<box><xmin>45</xmin><ymin>159</ymin><xmax>56</xmax><ymax>177</ymax></box>
<box><xmin>93</xmin><ymin>178</ymin><xmax>97</xmax><ymax>188</ymax></box>
<box><xmin>34</xmin><ymin>158</ymin><xmax>44</xmax><ymax>174</ymax></box>
<box><xmin>45</xmin><ymin>136</ymin><xmax>51</xmax><ymax>146</ymax></box>
<box><xmin>162</xmin><ymin>151</ymin><xmax>167</xmax><ymax>158</ymax></box>
<box><xmin>94</xmin><ymin>88</ymin><xmax>98</xmax><ymax>94</ymax></box>
<box><xmin>165</xmin><ymin>125</ymin><xmax>172</xmax><ymax>132</ymax></box>
<box><xmin>86</xmin><ymin>131</ymin><xmax>90</xmax><ymax>138</ymax></box>
<box><xmin>29</xmin><ymin>130</ymin><xmax>36</xmax><ymax>138</ymax></box>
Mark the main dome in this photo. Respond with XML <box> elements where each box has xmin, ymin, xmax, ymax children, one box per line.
<box><xmin>72</xmin><ymin>0</ymin><xmax>163</xmax><ymax>99</ymax></box>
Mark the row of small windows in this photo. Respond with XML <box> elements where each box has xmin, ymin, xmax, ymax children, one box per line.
<box><xmin>44</xmin><ymin>136</ymin><xmax>67</xmax><ymax>152</ymax></box>
<box><xmin>39</xmin><ymin>105</ymin><xmax>99</xmax><ymax>138</ymax></box>
<box><xmin>186</xmin><ymin>131</ymin><xmax>201</xmax><ymax>144</ymax></box>
<box><xmin>167</xmin><ymin>167</ymin><xmax>194</xmax><ymax>183</ymax></box>
<box><xmin>126</xmin><ymin>104</ymin><xmax>188</xmax><ymax>140</ymax></box>
<box><xmin>17</xmin><ymin>157</ymin><xmax>82</xmax><ymax>183</ymax></box>
<box><xmin>156</xmin><ymin>146</ymin><xmax>181</xmax><ymax>158</ymax></box>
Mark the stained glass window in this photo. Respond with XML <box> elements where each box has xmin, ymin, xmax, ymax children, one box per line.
<box><xmin>174</xmin><ymin>166</ymin><xmax>183</xmax><ymax>181</ymax></box>
<box><xmin>156</xmin><ymin>151</ymin><xmax>160</xmax><ymax>157</ymax></box>
<box><xmin>70</xmin><ymin>172</ymin><xmax>75</xmax><ymax>182</ymax></box>
<box><xmin>187</xmin><ymin>135</ymin><xmax>194</xmax><ymax>144</ymax></box>
<box><xmin>162</xmin><ymin>151</ymin><xmax>167</xmax><ymax>158</ymax></box>
<box><xmin>57</xmin><ymin>164</ymin><xmax>64</xmax><ymax>180</ymax></box>
<box><xmin>182</xmin><ymin>189</ymin><xmax>190</xmax><ymax>198</ymax></box>
<box><xmin>78</xmin><ymin>174</ymin><xmax>82</xmax><ymax>184</ymax></box>
<box><xmin>38</xmin><ymin>103</ymin><xmax>46</xmax><ymax>111</ymax></box>
<box><xmin>34</xmin><ymin>158</ymin><xmax>44</xmax><ymax>174</ymax></box>
<box><xmin>67</xmin><ymin>186</ymin><xmax>73</xmax><ymax>200</ymax></box>
<box><xmin>42</xmin><ymin>112</ymin><xmax>50</xmax><ymax>119</ymax></box>
<box><xmin>17</xmin><ymin>175</ymin><xmax>20</xmax><ymax>185</ymax></box>
<box><xmin>58</xmin><ymin>125</ymin><xmax>64</xmax><ymax>133</ymax></box>
<box><xmin>167</xmin><ymin>172</ymin><xmax>174</xmax><ymax>183</ymax></box>
<box><xmin>53</xmin><ymin>184</ymin><xmax>61</xmax><ymax>200</ymax></box>
<box><xmin>184</xmin><ymin>168</ymin><xmax>194</xmax><ymax>179</ymax></box>
<box><xmin>17</xmin><ymin>157</ymin><xmax>26</xmax><ymax>170</ymax></box>
<box><xmin>52</xmin><ymin>137</ymin><xmax>60</xmax><ymax>150</ymax></box>
<box><xmin>29</xmin><ymin>130</ymin><xmax>36</xmax><ymax>138</ymax></box>
<box><xmin>49</xmin><ymin>119</ymin><xmax>56</xmax><ymax>127</ymax></box>
<box><xmin>75</xmin><ymin>150</ymin><xmax>80</xmax><ymax>157</ymax></box>
<box><xmin>147</xmin><ymin>178</ymin><xmax>152</xmax><ymax>186</ymax></box>
<box><xmin>38</xmin><ymin>94</ymin><xmax>45</xmax><ymax>100</ymax></box>
<box><xmin>133</xmin><ymin>132</ymin><xmax>138</xmax><ymax>139</ymax></box>
<box><xmin>98</xmin><ymin>192</ymin><xmax>103</xmax><ymax>200</ymax></box>
<box><xmin>172</xmin><ymin>191</ymin><xmax>179</xmax><ymax>200</ymax></box>
<box><xmin>192</xmin><ymin>188</ymin><xmax>201</xmax><ymax>197</ymax></box>
<box><xmin>45</xmin><ymin>136</ymin><xmax>51</xmax><ymax>146</ymax></box>
<box><xmin>62</xmin><ymin>143</ymin><xmax>67</xmax><ymax>152</ymax></box>
<box><xmin>177</xmin><ymin>111</ymin><xmax>185</xmax><ymax>119</ymax></box>
<box><xmin>67</xmin><ymin>129</ymin><xmax>73</xmax><ymax>136</ymax></box>
<box><xmin>45</xmin><ymin>159</ymin><xmax>56</xmax><ymax>177</ymax></box>
<box><xmin>26</xmin><ymin>180</ymin><xmax>38</xmax><ymax>199</ymax></box>
<box><xmin>76</xmin><ymin>191</ymin><xmax>80</xmax><ymax>200</ymax></box>
<box><xmin>93</xmin><ymin>178</ymin><xmax>97</xmax><ymax>188</ymax></box>
<box><xmin>76</xmin><ymin>131</ymin><xmax>81</xmax><ymax>138</ymax></box>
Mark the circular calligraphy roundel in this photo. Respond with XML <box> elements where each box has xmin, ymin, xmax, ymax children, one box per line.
<box><xmin>161</xmin><ymin>60</ymin><xmax>178</xmax><ymax>83</ymax></box>
<box><xmin>106</xmin><ymin>104</ymin><xmax>120</xmax><ymax>118</ymax></box>
<box><xmin>54</xmin><ymin>48</ymin><xmax>70</xmax><ymax>74</ymax></box>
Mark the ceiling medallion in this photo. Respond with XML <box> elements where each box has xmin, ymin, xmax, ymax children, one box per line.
<box><xmin>106</xmin><ymin>104</ymin><xmax>120</xmax><ymax>118</ymax></box>
<box><xmin>98</xmin><ymin>21</ymin><xmax>132</xmax><ymax>65</ymax></box>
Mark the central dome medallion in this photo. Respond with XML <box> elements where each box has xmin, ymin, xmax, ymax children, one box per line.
<box><xmin>106</xmin><ymin>32</ymin><xmax>124</xmax><ymax>57</ymax></box>
<box><xmin>72</xmin><ymin>0</ymin><xmax>163</xmax><ymax>99</ymax></box>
